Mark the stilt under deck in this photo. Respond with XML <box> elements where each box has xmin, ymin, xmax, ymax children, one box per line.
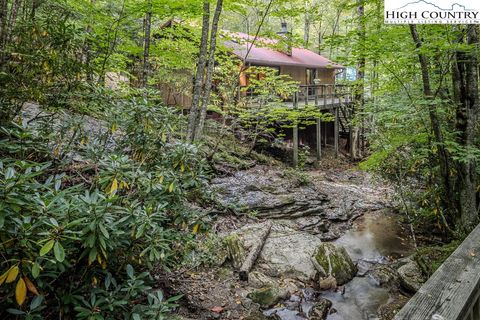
<box><xmin>290</xmin><ymin>84</ymin><xmax>353</xmax><ymax>167</ymax></box>
<box><xmin>240</xmin><ymin>83</ymin><xmax>354</xmax><ymax>166</ymax></box>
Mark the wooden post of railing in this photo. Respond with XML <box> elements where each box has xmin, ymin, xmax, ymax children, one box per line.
<box><xmin>395</xmin><ymin>223</ymin><xmax>480</xmax><ymax>320</ymax></box>
<box><xmin>323</xmin><ymin>84</ymin><xmax>327</xmax><ymax>108</ymax></box>
<box><xmin>304</xmin><ymin>85</ymin><xmax>308</xmax><ymax>106</ymax></box>
<box><xmin>334</xmin><ymin>105</ymin><xmax>339</xmax><ymax>158</ymax></box>
<box><xmin>315</xmin><ymin>85</ymin><xmax>321</xmax><ymax>161</ymax></box>
<box><xmin>293</xmin><ymin>91</ymin><xmax>298</xmax><ymax>167</ymax></box>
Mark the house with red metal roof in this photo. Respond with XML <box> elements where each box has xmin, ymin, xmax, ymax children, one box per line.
<box><xmin>159</xmin><ymin>21</ymin><xmax>345</xmax><ymax>108</ymax></box>
<box><xmin>223</xmin><ymin>25</ymin><xmax>344</xmax><ymax>89</ymax></box>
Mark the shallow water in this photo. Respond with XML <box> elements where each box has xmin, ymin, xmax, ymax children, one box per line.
<box><xmin>335</xmin><ymin>210</ymin><xmax>414</xmax><ymax>261</ymax></box>
<box><xmin>264</xmin><ymin>210</ymin><xmax>414</xmax><ymax>320</ymax></box>
<box><xmin>323</xmin><ymin>210</ymin><xmax>414</xmax><ymax>320</ymax></box>
<box><xmin>322</xmin><ymin>277</ymin><xmax>391</xmax><ymax>320</ymax></box>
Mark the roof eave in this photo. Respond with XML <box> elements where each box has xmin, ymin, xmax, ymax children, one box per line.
<box><xmin>245</xmin><ymin>58</ymin><xmax>344</xmax><ymax>69</ymax></box>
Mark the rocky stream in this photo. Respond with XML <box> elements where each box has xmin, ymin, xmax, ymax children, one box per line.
<box><xmin>172</xmin><ymin>164</ymin><xmax>426</xmax><ymax>320</ymax></box>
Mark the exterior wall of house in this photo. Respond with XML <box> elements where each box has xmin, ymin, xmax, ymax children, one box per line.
<box><xmin>279</xmin><ymin>66</ymin><xmax>336</xmax><ymax>85</ymax></box>
<box><xmin>158</xmin><ymin>69</ymin><xmax>193</xmax><ymax>109</ymax></box>
<box><xmin>316</xmin><ymin>68</ymin><xmax>336</xmax><ymax>84</ymax></box>
<box><xmin>280</xmin><ymin>65</ymin><xmax>307</xmax><ymax>85</ymax></box>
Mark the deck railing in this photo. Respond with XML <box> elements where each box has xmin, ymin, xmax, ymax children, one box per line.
<box><xmin>239</xmin><ymin>83</ymin><xmax>353</xmax><ymax>109</ymax></box>
<box><xmin>395</xmin><ymin>223</ymin><xmax>480</xmax><ymax>320</ymax></box>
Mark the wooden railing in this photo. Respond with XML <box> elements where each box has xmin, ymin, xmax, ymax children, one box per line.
<box><xmin>295</xmin><ymin>84</ymin><xmax>353</xmax><ymax>108</ymax></box>
<box><xmin>239</xmin><ymin>83</ymin><xmax>353</xmax><ymax>109</ymax></box>
<box><xmin>395</xmin><ymin>223</ymin><xmax>480</xmax><ymax>320</ymax></box>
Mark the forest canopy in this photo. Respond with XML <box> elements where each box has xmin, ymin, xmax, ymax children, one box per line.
<box><xmin>0</xmin><ymin>0</ymin><xmax>479</xmax><ymax>319</ymax></box>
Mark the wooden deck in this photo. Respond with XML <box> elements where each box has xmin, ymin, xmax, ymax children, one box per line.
<box><xmin>395</xmin><ymin>223</ymin><xmax>480</xmax><ymax>320</ymax></box>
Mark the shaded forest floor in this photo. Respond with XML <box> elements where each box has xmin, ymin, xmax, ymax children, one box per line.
<box><xmin>162</xmin><ymin>124</ymin><xmax>461</xmax><ymax>320</ymax></box>
<box><xmin>161</xmin><ymin>139</ymin><xmax>424</xmax><ymax>320</ymax></box>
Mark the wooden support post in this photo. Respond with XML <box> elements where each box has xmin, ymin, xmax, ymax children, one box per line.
<box><xmin>334</xmin><ymin>106</ymin><xmax>339</xmax><ymax>158</ymax></box>
<box><xmin>316</xmin><ymin>118</ymin><xmax>321</xmax><ymax>161</ymax></box>
<box><xmin>333</xmin><ymin>84</ymin><xmax>336</xmax><ymax>106</ymax></box>
<box><xmin>293</xmin><ymin>91</ymin><xmax>299</xmax><ymax>167</ymax></box>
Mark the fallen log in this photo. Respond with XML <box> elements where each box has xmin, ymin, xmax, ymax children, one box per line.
<box><xmin>239</xmin><ymin>221</ymin><xmax>272</xmax><ymax>281</ymax></box>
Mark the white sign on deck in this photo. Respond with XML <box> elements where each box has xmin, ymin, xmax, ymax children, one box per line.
<box><xmin>384</xmin><ymin>0</ymin><xmax>480</xmax><ymax>24</ymax></box>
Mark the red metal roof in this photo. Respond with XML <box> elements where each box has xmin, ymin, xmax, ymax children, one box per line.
<box><xmin>223</xmin><ymin>31</ymin><xmax>344</xmax><ymax>69</ymax></box>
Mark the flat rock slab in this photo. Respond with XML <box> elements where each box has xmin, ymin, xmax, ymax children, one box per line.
<box><xmin>234</xmin><ymin>222</ymin><xmax>323</xmax><ymax>282</ymax></box>
<box><xmin>212</xmin><ymin>167</ymin><xmax>329</xmax><ymax>219</ymax></box>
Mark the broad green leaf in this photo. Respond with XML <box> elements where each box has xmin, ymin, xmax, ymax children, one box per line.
<box><xmin>49</xmin><ymin>218</ymin><xmax>59</xmax><ymax>227</ymax></box>
<box><xmin>39</xmin><ymin>239</ymin><xmax>55</xmax><ymax>256</ymax></box>
<box><xmin>132</xmin><ymin>313</ymin><xmax>141</xmax><ymax>320</ymax></box>
<box><xmin>99</xmin><ymin>224</ymin><xmax>109</xmax><ymax>239</ymax></box>
<box><xmin>31</xmin><ymin>263</ymin><xmax>40</xmax><ymax>279</ymax></box>
<box><xmin>88</xmin><ymin>247</ymin><xmax>97</xmax><ymax>265</ymax></box>
<box><xmin>30</xmin><ymin>295</ymin><xmax>43</xmax><ymax>310</ymax></box>
<box><xmin>54</xmin><ymin>242</ymin><xmax>65</xmax><ymax>262</ymax></box>
<box><xmin>126</xmin><ymin>264</ymin><xmax>134</xmax><ymax>278</ymax></box>
<box><xmin>6</xmin><ymin>309</ymin><xmax>25</xmax><ymax>315</ymax></box>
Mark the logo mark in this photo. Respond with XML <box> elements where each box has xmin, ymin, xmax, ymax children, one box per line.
<box><xmin>385</xmin><ymin>0</ymin><xmax>480</xmax><ymax>24</ymax></box>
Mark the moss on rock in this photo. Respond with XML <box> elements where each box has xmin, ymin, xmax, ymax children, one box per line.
<box><xmin>224</xmin><ymin>233</ymin><xmax>246</xmax><ymax>269</ymax></box>
<box><xmin>314</xmin><ymin>243</ymin><xmax>357</xmax><ymax>285</ymax></box>
<box><xmin>247</xmin><ymin>286</ymin><xmax>287</xmax><ymax>308</ymax></box>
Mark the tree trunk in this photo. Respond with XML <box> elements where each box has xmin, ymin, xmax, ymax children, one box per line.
<box><xmin>304</xmin><ymin>10</ymin><xmax>310</xmax><ymax>47</ymax></box>
<box><xmin>6</xmin><ymin>0</ymin><xmax>21</xmax><ymax>44</ymax></box>
<box><xmin>316</xmin><ymin>16</ymin><xmax>323</xmax><ymax>55</ymax></box>
<box><xmin>187</xmin><ymin>1</ymin><xmax>210</xmax><ymax>142</ymax></box>
<box><xmin>0</xmin><ymin>0</ymin><xmax>7</xmax><ymax>65</ymax></box>
<box><xmin>193</xmin><ymin>0</ymin><xmax>223</xmax><ymax>141</ymax></box>
<box><xmin>142</xmin><ymin>2</ymin><xmax>152</xmax><ymax>88</ymax></box>
<box><xmin>84</xmin><ymin>0</ymin><xmax>96</xmax><ymax>82</ymax></box>
<box><xmin>350</xmin><ymin>0</ymin><xmax>365</xmax><ymax>160</ymax></box>
<box><xmin>451</xmin><ymin>25</ymin><xmax>479</xmax><ymax>229</ymax></box>
<box><xmin>409</xmin><ymin>24</ymin><xmax>456</xmax><ymax>223</ymax></box>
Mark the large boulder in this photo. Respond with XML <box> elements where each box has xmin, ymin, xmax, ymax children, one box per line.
<box><xmin>226</xmin><ymin>222</ymin><xmax>323</xmax><ymax>282</ymax></box>
<box><xmin>397</xmin><ymin>260</ymin><xmax>425</xmax><ymax>292</ymax></box>
<box><xmin>313</xmin><ymin>243</ymin><xmax>357</xmax><ymax>285</ymax></box>
<box><xmin>259</xmin><ymin>224</ymin><xmax>323</xmax><ymax>281</ymax></box>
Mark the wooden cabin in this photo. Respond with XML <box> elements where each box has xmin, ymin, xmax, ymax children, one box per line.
<box><xmin>223</xmin><ymin>25</ymin><xmax>344</xmax><ymax>90</ymax></box>
<box><xmin>158</xmin><ymin>21</ymin><xmax>344</xmax><ymax>109</ymax></box>
<box><xmin>222</xmin><ymin>25</ymin><xmax>349</xmax><ymax>163</ymax></box>
<box><xmin>158</xmin><ymin>21</ymin><xmax>352</xmax><ymax>163</ymax></box>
